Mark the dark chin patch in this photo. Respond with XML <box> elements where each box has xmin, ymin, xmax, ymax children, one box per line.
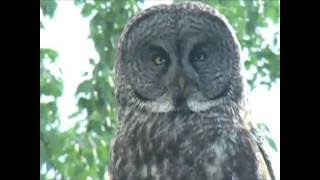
<box><xmin>173</xmin><ymin>95</ymin><xmax>192</xmax><ymax>112</ymax></box>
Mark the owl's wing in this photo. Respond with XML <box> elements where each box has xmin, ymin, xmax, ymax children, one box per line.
<box><xmin>249</xmin><ymin>126</ymin><xmax>276</xmax><ymax>180</ymax></box>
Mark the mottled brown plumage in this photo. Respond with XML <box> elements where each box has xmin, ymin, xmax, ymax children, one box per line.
<box><xmin>110</xmin><ymin>2</ymin><xmax>275</xmax><ymax>180</ymax></box>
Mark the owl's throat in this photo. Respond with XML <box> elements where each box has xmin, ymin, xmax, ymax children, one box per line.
<box><xmin>172</xmin><ymin>95</ymin><xmax>190</xmax><ymax>112</ymax></box>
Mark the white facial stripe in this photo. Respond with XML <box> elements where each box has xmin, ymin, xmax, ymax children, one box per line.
<box><xmin>187</xmin><ymin>98</ymin><xmax>224</xmax><ymax>112</ymax></box>
<box><xmin>135</xmin><ymin>98</ymin><xmax>227</xmax><ymax>113</ymax></box>
<box><xmin>148</xmin><ymin>101</ymin><xmax>174</xmax><ymax>113</ymax></box>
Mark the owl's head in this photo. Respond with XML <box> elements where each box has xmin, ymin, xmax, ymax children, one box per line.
<box><xmin>115</xmin><ymin>2</ymin><xmax>244</xmax><ymax>113</ymax></box>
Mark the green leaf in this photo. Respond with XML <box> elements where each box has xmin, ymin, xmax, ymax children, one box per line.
<box><xmin>266</xmin><ymin>136</ymin><xmax>278</xmax><ymax>152</ymax></box>
<box><xmin>257</xmin><ymin>122</ymin><xmax>270</xmax><ymax>132</ymax></box>
<box><xmin>41</xmin><ymin>81</ymin><xmax>63</xmax><ymax>97</ymax></box>
<box><xmin>74</xmin><ymin>0</ymin><xmax>86</xmax><ymax>6</ymax></box>
<box><xmin>40</xmin><ymin>140</ymin><xmax>47</xmax><ymax>164</ymax></box>
<box><xmin>40</xmin><ymin>21</ymin><xmax>45</xmax><ymax>29</ymax></box>
<box><xmin>47</xmin><ymin>50</ymin><xmax>59</xmax><ymax>61</ymax></box>
<box><xmin>48</xmin><ymin>135</ymin><xmax>65</xmax><ymax>157</ymax></box>
<box><xmin>68</xmin><ymin>110</ymin><xmax>84</xmax><ymax>119</ymax></box>
<box><xmin>90</xmin><ymin>111</ymin><xmax>102</xmax><ymax>121</ymax></box>
<box><xmin>76</xmin><ymin>80</ymin><xmax>92</xmax><ymax>94</ymax></box>
<box><xmin>40</xmin><ymin>0</ymin><xmax>58</xmax><ymax>18</ymax></box>
<box><xmin>40</xmin><ymin>50</ymin><xmax>45</xmax><ymax>61</ymax></box>
<box><xmin>81</xmin><ymin>3</ymin><xmax>95</xmax><ymax>17</ymax></box>
<box><xmin>246</xmin><ymin>11</ymin><xmax>258</xmax><ymax>34</ymax></box>
<box><xmin>273</xmin><ymin>34</ymin><xmax>279</xmax><ymax>48</ymax></box>
<box><xmin>41</xmin><ymin>48</ymin><xmax>59</xmax><ymax>62</ymax></box>
<box><xmin>82</xmin><ymin>72</ymin><xmax>89</xmax><ymax>77</ymax></box>
<box><xmin>85</xmin><ymin>152</ymin><xmax>95</xmax><ymax>166</ymax></box>
<box><xmin>89</xmin><ymin>58</ymin><xmax>96</xmax><ymax>65</ymax></box>
<box><xmin>265</xmin><ymin>0</ymin><xmax>279</xmax><ymax>23</ymax></box>
<box><xmin>77</xmin><ymin>97</ymin><xmax>91</xmax><ymax>109</ymax></box>
<box><xmin>88</xmin><ymin>114</ymin><xmax>104</xmax><ymax>135</ymax></box>
<box><xmin>244</xmin><ymin>61</ymin><xmax>251</xmax><ymax>70</ymax></box>
<box><xmin>74</xmin><ymin>164</ymin><xmax>85</xmax><ymax>176</ymax></box>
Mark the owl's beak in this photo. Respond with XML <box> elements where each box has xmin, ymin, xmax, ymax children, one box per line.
<box><xmin>166</xmin><ymin>62</ymin><xmax>196</xmax><ymax>102</ymax></box>
<box><xmin>170</xmin><ymin>76</ymin><xmax>190</xmax><ymax>111</ymax></box>
<box><xmin>178</xmin><ymin>77</ymin><xmax>185</xmax><ymax>91</ymax></box>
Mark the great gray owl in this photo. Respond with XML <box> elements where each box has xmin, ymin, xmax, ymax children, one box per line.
<box><xmin>110</xmin><ymin>2</ymin><xmax>275</xmax><ymax>180</ymax></box>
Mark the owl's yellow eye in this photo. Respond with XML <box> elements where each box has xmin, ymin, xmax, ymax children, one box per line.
<box><xmin>153</xmin><ymin>56</ymin><xmax>166</xmax><ymax>65</ymax></box>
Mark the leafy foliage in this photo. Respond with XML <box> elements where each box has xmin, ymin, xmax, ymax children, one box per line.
<box><xmin>40</xmin><ymin>1</ymin><xmax>64</xmax><ymax>179</ymax></box>
<box><xmin>40</xmin><ymin>47</ymin><xmax>64</xmax><ymax>180</ymax></box>
<box><xmin>40</xmin><ymin>0</ymin><xmax>58</xmax><ymax>18</ymax></box>
<box><xmin>67</xmin><ymin>1</ymin><xmax>141</xmax><ymax>178</ymax></box>
<box><xmin>40</xmin><ymin>0</ymin><xmax>58</xmax><ymax>29</ymax></box>
<box><xmin>41</xmin><ymin>0</ymin><xmax>141</xmax><ymax>179</ymax></box>
<box><xmin>40</xmin><ymin>0</ymin><xmax>279</xmax><ymax>179</ymax></box>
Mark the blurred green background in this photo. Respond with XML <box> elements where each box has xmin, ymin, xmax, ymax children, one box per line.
<box><xmin>40</xmin><ymin>0</ymin><xmax>279</xmax><ymax>179</ymax></box>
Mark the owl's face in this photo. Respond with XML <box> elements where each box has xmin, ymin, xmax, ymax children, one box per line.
<box><xmin>117</xmin><ymin>3</ymin><xmax>242</xmax><ymax>113</ymax></box>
